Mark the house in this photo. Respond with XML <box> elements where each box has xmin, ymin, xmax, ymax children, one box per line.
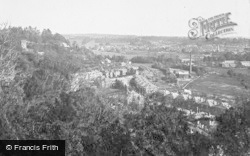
<box><xmin>37</xmin><ymin>52</ymin><xmax>45</xmax><ymax>55</ymax></box>
<box><xmin>207</xmin><ymin>99</ymin><xmax>217</xmax><ymax>106</ymax></box>
<box><xmin>181</xmin><ymin>58</ymin><xmax>193</xmax><ymax>65</ymax></box>
<box><xmin>120</xmin><ymin>68</ymin><xmax>128</xmax><ymax>76</ymax></box>
<box><xmin>181</xmin><ymin>59</ymin><xmax>194</xmax><ymax>66</ymax></box>
<box><xmin>178</xmin><ymin>70</ymin><xmax>190</xmax><ymax>79</ymax></box>
<box><xmin>121</xmin><ymin>62</ymin><xmax>126</xmax><ymax>66</ymax></box>
<box><xmin>61</xmin><ymin>42</ymin><xmax>70</xmax><ymax>48</ymax></box>
<box><xmin>220</xmin><ymin>60</ymin><xmax>236</xmax><ymax>68</ymax></box>
<box><xmin>21</xmin><ymin>40</ymin><xmax>29</xmax><ymax>50</ymax></box>
<box><xmin>194</xmin><ymin>96</ymin><xmax>206</xmax><ymax>103</ymax></box>
<box><xmin>113</xmin><ymin>70</ymin><xmax>120</xmax><ymax>77</ymax></box>
<box><xmin>158</xmin><ymin>89</ymin><xmax>171</xmax><ymax>95</ymax></box>
<box><xmin>203</xmin><ymin>53</ymin><xmax>212</xmax><ymax>58</ymax></box>
<box><xmin>109</xmin><ymin>70</ymin><xmax>114</xmax><ymax>78</ymax></box>
<box><xmin>105</xmin><ymin>58</ymin><xmax>111</xmax><ymax>64</ymax></box>
<box><xmin>241</xmin><ymin>61</ymin><xmax>250</xmax><ymax>67</ymax></box>
<box><xmin>181</xmin><ymin>58</ymin><xmax>190</xmax><ymax>63</ymax></box>
<box><xmin>184</xmin><ymin>89</ymin><xmax>192</xmax><ymax>95</ymax></box>
<box><xmin>171</xmin><ymin>92</ymin><xmax>179</xmax><ymax>99</ymax></box>
<box><xmin>169</xmin><ymin>68</ymin><xmax>189</xmax><ymax>79</ymax></box>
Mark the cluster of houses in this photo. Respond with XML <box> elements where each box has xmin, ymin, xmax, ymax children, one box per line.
<box><xmin>102</xmin><ymin>68</ymin><xmax>128</xmax><ymax>78</ymax></box>
<box><xmin>70</xmin><ymin>64</ymin><xmax>139</xmax><ymax>91</ymax></box>
<box><xmin>134</xmin><ymin>75</ymin><xmax>159</xmax><ymax>94</ymax></box>
<box><xmin>88</xmin><ymin>42</ymin><xmax>152</xmax><ymax>52</ymax></box>
<box><xmin>102</xmin><ymin>64</ymin><xmax>139</xmax><ymax>78</ymax></box>
<box><xmin>220</xmin><ymin>60</ymin><xmax>250</xmax><ymax>68</ymax></box>
<box><xmin>220</xmin><ymin>60</ymin><xmax>237</xmax><ymax>68</ymax></box>
<box><xmin>177</xmin><ymin>107</ymin><xmax>216</xmax><ymax>127</ymax></box>
<box><xmin>74</xmin><ymin>70</ymin><xmax>103</xmax><ymax>81</ymax></box>
<box><xmin>162</xmin><ymin>89</ymin><xmax>230</xmax><ymax>131</ymax></box>
<box><xmin>85</xmin><ymin>39</ymin><xmax>186</xmax><ymax>53</ymax></box>
<box><xmin>86</xmin><ymin>39</ymin><xmax>250</xmax><ymax>54</ymax></box>
<box><xmin>165</xmin><ymin>89</ymin><xmax>231</xmax><ymax>109</ymax></box>
<box><xmin>182</xmin><ymin>44</ymin><xmax>248</xmax><ymax>53</ymax></box>
<box><xmin>147</xmin><ymin>87</ymin><xmax>220</xmax><ymax>131</ymax></box>
<box><xmin>240</xmin><ymin>61</ymin><xmax>250</xmax><ymax>67</ymax></box>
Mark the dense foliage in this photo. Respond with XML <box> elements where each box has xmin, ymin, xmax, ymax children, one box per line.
<box><xmin>213</xmin><ymin>101</ymin><xmax>250</xmax><ymax>156</ymax></box>
<box><xmin>130</xmin><ymin>56</ymin><xmax>153</xmax><ymax>64</ymax></box>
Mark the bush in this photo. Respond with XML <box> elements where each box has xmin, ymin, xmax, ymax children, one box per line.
<box><xmin>161</xmin><ymin>74</ymin><xmax>177</xmax><ymax>83</ymax></box>
<box><xmin>227</xmin><ymin>69</ymin><xmax>235</xmax><ymax>77</ymax></box>
<box><xmin>112</xmin><ymin>80</ymin><xmax>127</xmax><ymax>90</ymax></box>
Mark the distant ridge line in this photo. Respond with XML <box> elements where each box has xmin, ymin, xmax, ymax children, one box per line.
<box><xmin>63</xmin><ymin>33</ymin><xmax>188</xmax><ymax>38</ymax></box>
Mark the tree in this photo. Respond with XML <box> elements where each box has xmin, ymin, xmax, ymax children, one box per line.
<box><xmin>124</xmin><ymin>103</ymin><xmax>195</xmax><ymax>156</ymax></box>
<box><xmin>0</xmin><ymin>34</ymin><xmax>19</xmax><ymax>81</ymax></box>
<box><xmin>53</xmin><ymin>33</ymin><xmax>68</xmax><ymax>43</ymax></box>
<box><xmin>0</xmin><ymin>23</ymin><xmax>21</xmax><ymax>140</ymax></box>
<box><xmin>213</xmin><ymin>101</ymin><xmax>250</xmax><ymax>156</ymax></box>
<box><xmin>41</xmin><ymin>29</ymin><xmax>53</xmax><ymax>43</ymax></box>
<box><xmin>99</xmin><ymin>119</ymin><xmax>135</xmax><ymax>155</ymax></box>
<box><xmin>112</xmin><ymin>80</ymin><xmax>126</xmax><ymax>90</ymax></box>
<box><xmin>227</xmin><ymin>69</ymin><xmax>235</xmax><ymax>77</ymax></box>
<box><xmin>218</xmin><ymin>55</ymin><xmax>226</xmax><ymax>62</ymax></box>
<box><xmin>224</xmin><ymin>52</ymin><xmax>235</xmax><ymax>60</ymax></box>
<box><xmin>23</xmin><ymin>26</ymin><xmax>41</xmax><ymax>43</ymax></box>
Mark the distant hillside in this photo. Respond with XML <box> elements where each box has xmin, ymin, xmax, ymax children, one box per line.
<box><xmin>64</xmin><ymin>33</ymin><xmax>250</xmax><ymax>49</ymax></box>
<box><xmin>64</xmin><ymin>34</ymin><xmax>188</xmax><ymax>46</ymax></box>
<box><xmin>63</xmin><ymin>34</ymin><xmax>137</xmax><ymax>39</ymax></box>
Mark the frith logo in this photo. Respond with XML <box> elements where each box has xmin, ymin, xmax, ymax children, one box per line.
<box><xmin>188</xmin><ymin>12</ymin><xmax>237</xmax><ymax>40</ymax></box>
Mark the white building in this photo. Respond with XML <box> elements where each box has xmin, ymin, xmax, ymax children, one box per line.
<box><xmin>169</xmin><ymin>68</ymin><xmax>189</xmax><ymax>79</ymax></box>
<box><xmin>241</xmin><ymin>61</ymin><xmax>250</xmax><ymax>67</ymax></box>
<box><xmin>21</xmin><ymin>40</ymin><xmax>29</xmax><ymax>50</ymax></box>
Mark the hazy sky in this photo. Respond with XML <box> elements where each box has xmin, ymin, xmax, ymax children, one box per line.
<box><xmin>0</xmin><ymin>0</ymin><xmax>250</xmax><ymax>37</ymax></box>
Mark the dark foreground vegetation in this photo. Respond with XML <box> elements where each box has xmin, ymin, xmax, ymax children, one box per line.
<box><xmin>0</xmin><ymin>25</ymin><xmax>250</xmax><ymax>156</ymax></box>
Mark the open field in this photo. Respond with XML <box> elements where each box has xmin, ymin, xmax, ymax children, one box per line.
<box><xmin>232</xmin><ymin>68</ymin><xmax>250</xmax><ymax>76</ymax></box>
<box><xmin>187</xmin><ymin>74</ymin><xmax>250</xmax><ymax>101</ymax></box>
<box><xmin>206</xmin><ymin>67</ymin><xmax>229</xmax><ymax>74</ymax></box>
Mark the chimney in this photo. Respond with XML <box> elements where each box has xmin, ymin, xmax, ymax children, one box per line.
<box><xmin>217</xmin><ymin>45</ymin><xmax>220</xmax><ymax>52</ymax></box>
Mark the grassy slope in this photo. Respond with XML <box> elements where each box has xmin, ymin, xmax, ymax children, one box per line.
<box><xmin>187</xmin><ymin>74</ymin><xmax>249</xmax><ymax>98</ymax></box>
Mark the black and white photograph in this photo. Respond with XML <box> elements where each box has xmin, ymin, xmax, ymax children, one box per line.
<box><xmin>0</xmin><ymin>0</ymin><xmax>250</xmax><ymax>155</ymax></box>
